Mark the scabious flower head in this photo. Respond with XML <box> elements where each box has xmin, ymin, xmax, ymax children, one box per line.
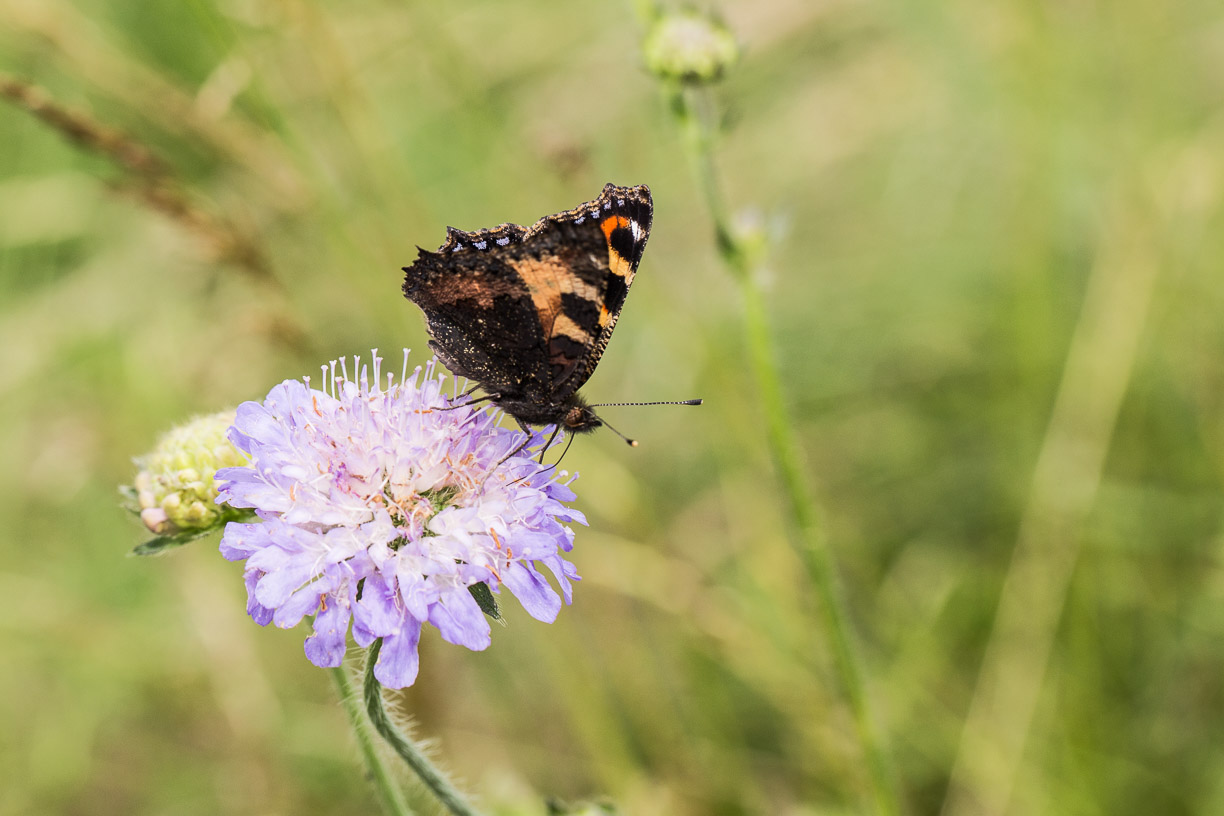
<box><xmin>215</xmin><ymin>351</ymin><xmax>585</xmax><ymax>688</ymax></box>
<box><xmin>643</xmin><ymin>10</ymin><xmax>739</xmax><ymax>84</ymax></box>
<box><xmin>126</xmin><ymin>410</ymin><xmax>248</xmax><ymax>535</ymax></box>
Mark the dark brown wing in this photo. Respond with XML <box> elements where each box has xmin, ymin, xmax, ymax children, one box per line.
<box><xmin>401</xmin><ymin>183</ymin><xmax>652</xmax><ymax>406</ymax></box>
<box><xmin>402</xmin><ymin>222</ymin><xmax>552</xmax><ymax>400</ymax></box>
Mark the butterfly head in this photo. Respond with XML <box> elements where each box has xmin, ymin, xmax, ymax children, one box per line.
<box><xmin>561</xmin><ymin>394</ymin><xmax>653</xmax><ymax>448</ymax></box>
<box><xmin>560</xmin><ymin>394</ymin><xmax>604</xmax><ymax>434</ymax></box>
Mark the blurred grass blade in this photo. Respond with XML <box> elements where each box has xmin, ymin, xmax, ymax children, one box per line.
<box><xmin>942</xmin><ymin>188</ymin><xmax>1163</xmax><ymax>816</ymax></box>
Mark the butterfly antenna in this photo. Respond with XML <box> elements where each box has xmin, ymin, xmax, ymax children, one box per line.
<box><xmin>599</xmin><ymin>417</ymin><xmax>639</xmax><ymax>448</ymax></box>
<box><xmin>589</xmin><ymin>399</ymin><xmax>704</xmax><ymax>408</ymax></box>
<box><xmin>588</xmin><ymin>399</ymin><xmax>702</xmax><ymax>447</ymax></box>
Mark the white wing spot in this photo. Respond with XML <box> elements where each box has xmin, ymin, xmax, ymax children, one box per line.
<box><xmin>474</xmin><ymin>240</ymin><xmax>487</xmax><ymax>250</ymax></box>
<box><xmin>604</xmin><ymin>201</ymin><xmax>612</xmax><ymax>210</ymax></box>
<box><xmin>496</xmin><ymin>236</ymin><xmax>511</xmax><ymax>246</ymax></box>
<box><xmin>452</xmin><ymin>244</ymin><xmax>463</xmax><ymax>252</ymax></box>
<box><xmin>630</xmin><ymin>221</ymin><xmax>642</xmax><ymax>240</ymax></box>
<box><xmin>574</xmin><ymin>216</ymin><xmax>585</xmax><ymax>224</ymax></box>
<box><xmin>618</xmin><ymin>198</ymin><xmax>625</xmax><ymax>206</ymax></box>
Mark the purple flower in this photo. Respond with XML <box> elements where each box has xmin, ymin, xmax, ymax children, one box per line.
<box><xmin>216</xmin><ymin>351</ymin><xmax>585</xmax><ymax>688</ymax></box>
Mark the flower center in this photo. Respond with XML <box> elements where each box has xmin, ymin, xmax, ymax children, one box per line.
<box><xmin>384</xmin><ymin>484</ymin><xmax>463</xmax><ymax>549</ymax></box>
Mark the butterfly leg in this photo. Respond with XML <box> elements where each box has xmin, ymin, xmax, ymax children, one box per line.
<box><xmin>536</xmin><ymin>424</ymin><xmax>563</xmax><ymax>465</ymax></box>
<box><xmin>440</xmin><ymin>388</ymin><xmax>498</xmax><ymax>411</ymax></box>
<box><xmin>495</xmin><ymin>419</ymin><xmax>539</xmax><ymax>467</ymax></box>
<box><xmin>519</xmin><ymin>429</ymin><xmax>576</xmax><ymax>483</ymax></box>
<box><xmin>506</xmin><ymin>424</ymin><xmax>574</xmax><ymax>486</ymax></box>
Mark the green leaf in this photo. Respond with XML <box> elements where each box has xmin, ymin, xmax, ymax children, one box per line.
<box><xmin>467</xmin><ymin>582</ymin><xmax>502</xmax><ymax>621</ymax></box>
<box><xmin>129</xmin><ymin>527</ymin><xmax>214</xmax><ymax>557</ymax></box>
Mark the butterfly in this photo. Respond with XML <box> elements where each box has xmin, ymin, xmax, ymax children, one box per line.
<box><xmin>402</xmin><ymin>183</ymin><xmax>672</xmax><ymax>444</ymax></box>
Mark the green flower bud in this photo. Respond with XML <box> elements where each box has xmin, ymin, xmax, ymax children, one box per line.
<box><xmin>643</xmin><ymin>10</ymin><xmax>739</xmax><ymax>84</ymax></box>
<box><xmin>124</xmin><ymin>410</ymin><xmax>247</xmax><ymax>536</ymax></box>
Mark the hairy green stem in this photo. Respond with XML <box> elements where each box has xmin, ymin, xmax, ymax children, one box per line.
<box><xmin>668</xmin><ymin>83</ymin><xmax>901</xmax><ymax>816</ymax></box>
<box><xmin>330</xmin><ymin>663</ymin><xmax>414</xmax><ymax>816</ymax></box>
<box><xmin>364</xmin><ymin>641</ymin><xmax>485</xmax><ymax>816</ymax></box>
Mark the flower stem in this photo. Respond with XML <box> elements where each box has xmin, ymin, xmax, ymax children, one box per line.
<box><xmin>666</xmin><ymin>83</ymin><xmax>902</xmax><ymax>816</ymax></box>
<box><xmin>363</xmin><ymin>640</ymin><xmax>485</xmax><ymax>816</ymax></box>
<box><xmin>330</xmin><ymin>663</ymin><xmax>414</xmax><ymax>816</ymax></box>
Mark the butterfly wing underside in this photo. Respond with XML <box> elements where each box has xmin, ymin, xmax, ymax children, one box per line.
<box><xmin>401</xmin><ymin>183</ymin><xmax>653</xmax><ymax>413</ymax></box>
<box><xmin>401</xmin><ymin>222</ymin><xmax>548</xmax><ymax>399</ymax></box>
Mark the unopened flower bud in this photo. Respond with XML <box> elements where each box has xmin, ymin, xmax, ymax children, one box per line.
<box><xmin>644</xmin><ymin>11</ymin><xmax>739</xmax><ymax>84</ymax></box>
<box><xmin>124</xmin><ymin>410</ymin><xmax>247</xmax><ymax>536</ymax></box>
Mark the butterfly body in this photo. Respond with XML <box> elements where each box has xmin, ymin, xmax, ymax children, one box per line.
<box><xmin>402</xmin><ymin>183</ymin><xmax>652</xmax><ymax>433</ymax></box>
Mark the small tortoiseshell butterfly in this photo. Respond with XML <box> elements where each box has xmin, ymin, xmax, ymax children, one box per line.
<box><xmin>403</xmin><ymin>183</ymin><xmax>696</xmax><ymax>443</ymax></box>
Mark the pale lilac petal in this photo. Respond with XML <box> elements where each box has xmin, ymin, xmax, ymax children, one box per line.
<box><xmin>304</xmin><ymin>596</ymin><xmax>351</xmax><ymax>668</ymax></box>
<box><xmin>353</xmin><ymin>573</ymin><xmax>404</xmax><ymax>639</ymax></box>
<box><xmin>254</xmin><ymin>561</ymin><xmax>318</xmax><ymax>610</ymax></box>
<box><xmin>429</xmin><ymin>589</ymin><xmax>492</xmax><ymax>650</ymax></box>
<box><xmin>375</xmin><ymin>620</ymin><xmax>422</xmax><ymax>688</ymax></box>
<box><xmin>541</xmin><ymin>554</ymin><xmax>580</xmax><ymax>604</ymax></box>
<box><xmin>243</xmin><ymin>569</ymin><xmax>274</xmax><ymax>626</ymax></box>
<box><xmin>271</xmin><ymin>582</ymin><xmax>325</xmax><ymax>628</ymax></box>
<box><xmin>218</xmin><ymin>521</ymin><xmax>265</xmax><ymax>560</ymax></box>
<box><xmin>500</xmin><ymin>560</ymin><xmax>562</xmax><ymax>622</ymax></box>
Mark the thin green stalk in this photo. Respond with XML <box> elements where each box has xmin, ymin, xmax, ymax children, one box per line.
<box><xmin>330</xmin><ymin>663</ymin><xmax>414</xmax><ymax>816</ymax></box>
<box><xmin>363</xmin><ymin>640</ymin><xmax>485</xmax><ymax>816</ymax></box>
<box><xmin>669</xmin><ymin>83</ymin><xmax>901</xmax><ymax>816</ymax></box>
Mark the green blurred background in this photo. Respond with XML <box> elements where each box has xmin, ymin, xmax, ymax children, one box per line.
<box><xmin>3</xmin><ymin>1</ymin><xmax>1224</xmax><ymax>814</ymax></box>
